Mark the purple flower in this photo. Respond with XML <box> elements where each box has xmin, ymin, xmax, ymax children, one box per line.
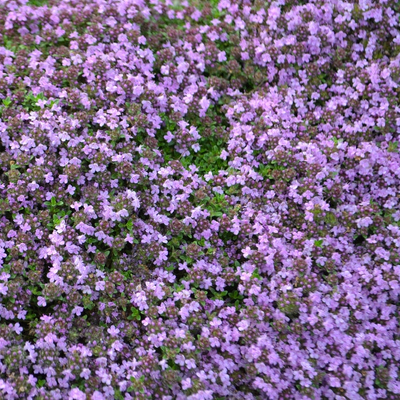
<box><xmin>107</xmin><ymin>325</ymin><xmax>120</xmax><ymax>337</ymax></box>
<box><xmin>68</xmin><ymin>388</ymin><xmax>86</xmax><ymax>400</ymax></box>
<box><xmin>37</xmin><ymin>297</ymin><xmax>47</xmax><ymax>307</ymax></box>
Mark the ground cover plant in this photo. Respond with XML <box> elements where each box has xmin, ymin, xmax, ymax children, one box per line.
<box><xmin>0</xmin><ymin>0</ymin><xmax>400</xmax><ymax>398</ymax></box>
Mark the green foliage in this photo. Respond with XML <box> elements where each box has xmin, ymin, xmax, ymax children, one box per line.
<box><xmin>228</xmin><ymin>290</ymin><xmax>244</xmax><ymax>300</ymax></box>
<box><xmin>2</xmin><ymin>35</ymin><xmax>30</xmax><ymax>53</ymax></box>
<box><xmin>156</xmin><ymin>112</ymin><xmax>229</xmax><ymax>175</ymax></box>
<box><xmin>27</xmin><ymin>0</ymin><xmax>49</xmax><ymax>5</ymax></box>
<box><xmin>0</xmin><ymin>97</ymin><xmax>13</xmax><ymax>117</ymax></box>
<box><xmin>22</xmin><ymin>92</ymin><xmax>45</xmax><ymax>112</ymax></box>
<box><xmin>252</xmin><ymin>268</ymin><xmax>262</xmax><ymax>280</ymax></box>
<box><xmin>37</xmin><ymin>379</ymin><xmax>46</xmax><ymax>388</ymax></box>
<box><xmin>202</xmin><ymin>193</ymin><xmax>230</xmax><ymax>218</ymax></box>
<box><xmin>324</xmin><ymin>212</ymin><xmax>337</xmax><ymax>226</ymax></box>
<box><xmin>128</xmin><ymin>306</ymin><xmax>142</xmax><ymax>321</ymax></box>
<box><xmin>43</xmin><ymin>197</ymin><xmax>70</xmax><ymax>230</ymax></box>
<box><xmin>20</xmin><ymin>92</ymin><xmax>60</xmax><ymax>112</ymax></box>
<box><xmin>82</xmin><ymin>295</ymin><xmax>95</xmax><ymax>310</ymax></box>
<box><xmin>257</xmin><ymin>162</ymin><xmax>284</xmax><ymax>179</ymax></box>
<box><xmin>113</xmin><ymin>389</ymin><xmax>125</xmax><ymax>400</ymax></box>
<box><xmin>128</xmin><ymin>375</ymin><xmax>145</xmax><ymax>393</ymax></box>
<box><xmin>2</xmin><ymin>97</ymin><xmax>12</xmax><ymax>107</ymax></box>
<box><xmin>193</xmin><ymin>139</ymin><xmax>228</xmax><ymax>175</ymax></box>
<box><xmin>126</xmin><ymin>219</ymin><xmax>133</xmax><ymax>232</ymax></box>
<box><xmin>388</xmin><ymin>141</ymin><xmax>398</xmax><ymax>153</ymax></box>
<box><xmin>209</xmin><ymin>288</ymin><xmax>228</xmax><ymax>300</ymax></box>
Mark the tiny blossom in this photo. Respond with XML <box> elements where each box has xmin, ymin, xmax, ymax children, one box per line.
<box><xmin>37</xmin><ymin>297</ymin><xmax>47</xmax><ymax>307</ymax></box>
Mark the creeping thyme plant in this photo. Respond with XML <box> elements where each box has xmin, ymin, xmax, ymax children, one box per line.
<box><xmin>0</xmin><ymin>0</ymin><xmax>400</xmax><ymax>398</ymax></box>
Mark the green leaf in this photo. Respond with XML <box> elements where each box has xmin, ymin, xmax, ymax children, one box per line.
<box><xmin>83</xmin><ymin>301</ymin><xmax>94</xmax><ymax>310</ymax></box>
<box><xmin>174</xmin><ymin>283</ymin><xmax>184</xmax><ymax>292</ymax></box>
<box><xmin>114</xmin><ymin>389</ymin><xmax>125</xmax><ymax>400</ymax></box>
<box><xmin>2</xmin><ymin>97</ymin><xmax>11</xmax><ymax>107</ymax></box>
<box><xmin>128</xmin><ymin>306</ymin><xmax>142</xmax><ymax>321</ymax></box>
<box><xmin>229</xmin><ymin>290</ymin><xmax>244</xmax><ymax>300</ymax></box>
<box><xmin>130</xmin><ymin>375</ymin><xmax>145</xmax><ymax>383</ymax></box>
<box><xmin>252</xmin><ymin>268</ymin><xmax>262</xmax><ymax>280</ymax></box>
<box><xmin>131</xmin><ymin>307</ymin><xmax>139</xmax><ymax>315</ymax></box>
<box><xmin>209</xmin><ymin>288</ymin><xmax>228</xmax><ymax>300</ymax></box>
<box><xmin>314</xmin><ymin>239</ymin><xmax>324</xmax><ymax>247</ymax></box>
<box><xmin>49</xmin><ymin>99</ymin><xmax>60</xmax><ymax>108</ymax></box>
<box><xmin>28</xmin><ymin>0</ymin><xmax>48</xmax><ymax>5</ymax></box>
<box><xmin>375</xmin><ymin>379</ymin><xmax>385</xmax><ymax>389</ymax></box>
<box><xmin>324</xmin><ymin>212</ymin><xmax>337</xmax><ymax>225</ymax></box>
<box><xmin>37</xmin><ymin>379</ymin><xmax>46</xmax><ymax>388</ymax></box>
<box><xmin>31</xmin><ymin>287</ymin><xmax>42</xmax><ymax>296</ymax></box>
<box><xmin>388</xmin><ymin>142</ymin><xmax>398</xmax><ymax>153</ymax></box>
<box><xmin>26</xmin><ymin>311</ymin><xmax>37</xmax><ymax>320</ymax></box>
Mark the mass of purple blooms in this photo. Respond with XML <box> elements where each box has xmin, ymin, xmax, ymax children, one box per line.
<box><xmin>0</xmin><ymin>0</ymin><xmax>400</xmax><ymax>398</ymax></box>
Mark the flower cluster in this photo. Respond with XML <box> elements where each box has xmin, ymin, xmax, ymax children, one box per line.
<box><xmin>0</xmin><ymin>0</ymin><xmax>399</xmax><ymax>399</ymax></box>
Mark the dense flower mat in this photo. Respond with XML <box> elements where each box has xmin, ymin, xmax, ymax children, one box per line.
<box><xmin>0</xmin><ymin>0</ymin><xmax>400</xmax><ymax>398</ymax></box>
